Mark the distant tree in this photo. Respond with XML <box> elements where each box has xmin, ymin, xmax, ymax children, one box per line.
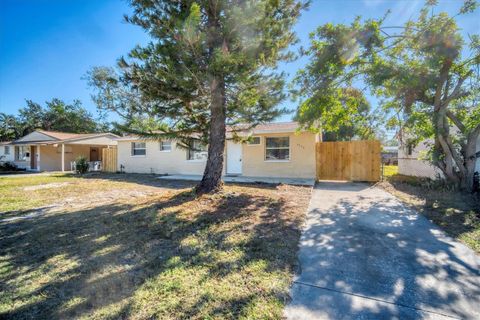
<box><xmin>0</xmin><ymin>113</ymin><xmax>22</xmax><ymax>141</ymax></box>
<box><xmin>0</xmin><ymin>99</ymin><xmax>104</xmax><ymax>141</ymax></box>
<box><xmin>383</xmin><ymin>138</ymin><xmax>399</xmax><ymax>147</ymax></box>
<box><xmin>42</xmin><ymin>99</ymin><xmax>99</xmax><ymax>133</ymax></box>
<box><xmin>295</xmin><ymin>0</ymin><xmax>479</xmax><ymax>190</ymax></box>
<box><xmin>295</xmin><ymin>87</ymin><xmax>380</xmax><ymax>141</ymax></box>
<box><xmin>85</xmin><ymin>66</ymin><xmax>167</xmax><ymax>135</ymax></box>
<box><xmin>88</xmin><ymin>0</ymin><xmax>307</xmax><ymax>194</ymax></box>
<box><xmin>17</xmin><ymin>100</ymin><xmax>44</xmax><ymax>136</ymax></box>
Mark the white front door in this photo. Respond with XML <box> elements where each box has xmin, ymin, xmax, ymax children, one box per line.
<box><xmin>227</xmin><ymin>141</ymin><xmax>242</xmax><ymax>175</ymax></box>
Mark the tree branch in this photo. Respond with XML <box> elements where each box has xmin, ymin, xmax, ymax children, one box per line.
<box><xmin>443</xmin><ymin>70</ymin><xmax>473</xmax><ymax>106</ymax></box>
<box><xmin>434</xmin><ymin>60</ymin><xmax>451</xmax><ymax>110</ymax></box>
<box><xmin>446</xmin><ymin>110</ymin><xmax>466</xmax><ymax>133</ymax></box>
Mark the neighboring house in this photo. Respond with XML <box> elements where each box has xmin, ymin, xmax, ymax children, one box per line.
<box><xmin>381</xmin><ymin>146</ymin><xmax>398</xmax><ymax>165</ymax></box>
<box><xmin>0</xmin><ymin>142</ymin><xmax>14</xmax><ymax>163</ymax></box>
<box><xmin>398</xmin><ymin>137</ymin><xmax>480</xmax><ymax>178</ymax></box>
<box><xmin>10</xmin><ymin>130</ymin><xmax>118</xmax><ymax>171</ymax></box>
<box><xmin>117</xmin><ymin>122</ymin><xmax>319</xmax><ymax>179</ymax></box>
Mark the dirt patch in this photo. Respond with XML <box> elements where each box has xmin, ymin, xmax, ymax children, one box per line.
<box><xmin>23</xmin><ymin>182</ymin><xmax>72</xmax><ymax>191</ymax></box>
<box><xmin>50</xmin><ymin>189</ymin><xmax>161</xmax><ymax>212</ymax></box>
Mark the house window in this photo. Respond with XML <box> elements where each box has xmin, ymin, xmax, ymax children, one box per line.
<box><xmin>247</xmin><ymin>136</ymin><xmax>261</xmax><ymax>145</ymax></box>
<box><xmin>187</xmin><ymin>141</ymin><xmax>207</xmax><ymax>161</ymax></box>
<box><xmin>265</xmin><ymin>137</ymin><xmax>290</xmax><ymax>161</ymax></box>
<box><xmin>407</xmin><ymin>145</ymin><xmax>413</xmax><ymax>156</ymax></box>
<box><xmin>4</xmin><ymin>146</ymin><xmax>10</xmax><ymax>155</ymax></box>
<box><xmin>160</xmin><ymin>141</ymin><xmax>172</xmax><ymax>152</ymax></box>
<box><xmin>131</xmin><ymin>142</ymin><xmax>146</xmax><ymax>156</ymax></box>
<box><xmin>15</xmin><ymin>146</ymin><xmax>29</xmax><ymax>161</ymax></box>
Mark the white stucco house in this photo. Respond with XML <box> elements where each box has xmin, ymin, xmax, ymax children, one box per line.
<box><xmin>116</xmin><ymin>122</ymin><xmax>320</xmax><ymax>179</ymax></box>
<box><xmin>0</xmin><ymin>142</ymin><xmax>14</xmax><ymax>163</ymax></box>
<box><xmin>398</xmin><ymin>137</ymin><xmax>480</xmax><ymax>178</ymax></box>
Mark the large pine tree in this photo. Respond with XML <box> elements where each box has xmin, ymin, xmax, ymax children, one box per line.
<box><xmin>89</xmin><ymin>0</ymin><xmax>306</xmax><ymax>193</ymax></box>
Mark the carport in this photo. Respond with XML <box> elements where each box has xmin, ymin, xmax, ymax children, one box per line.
<box><xmin>11</xmin><ymin>130</ymin><xmax>118</xmax><ymax>172</ymax></box>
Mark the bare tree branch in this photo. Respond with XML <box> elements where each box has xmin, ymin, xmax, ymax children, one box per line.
<box><xmin>443</xmin><ymin>70</ymin><xmax>473</xmax><ymax>106</ymax></box>
<box><xmin>446</xmin><ymin>110</ymin><xmax>466</xmax><ymax>133</ymax></box>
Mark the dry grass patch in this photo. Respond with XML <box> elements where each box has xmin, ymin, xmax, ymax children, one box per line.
<box><xmin>0</xmin><ymin>173</ymin><xmax>191</xmax><ymax>214</ymax></box>
<box><xmin>0</xmin><ymin>174</ymin><xmax>311</xmax><ymax>319</ymax></box>
<box><xmin>380</xmin><ymin>175</ymin><xmax>480</xmax><ymax>253</ymax></box>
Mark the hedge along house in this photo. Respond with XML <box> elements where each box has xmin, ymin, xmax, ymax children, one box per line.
<box><xmin>116</xmin><ymin>122</ymin><xmax>319</xmax><ymax>179</ymax></box>
<box><xmin>11</xmin><ymin>130</ymin><xmax>119</xmax><ymax>172</ymax></box>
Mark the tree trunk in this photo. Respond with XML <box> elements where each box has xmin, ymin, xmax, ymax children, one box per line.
<box><xmin>431</xmin><ymin>60</ymin><xmax>468</xmax><ymax>187</ymax></box>
<box><xmin>462</xmin><ymin>128</ymin><xmax>480</xmax><ymax>191</ymax></box>
<box><xmin>196</xmin><ymin>1</ymin><xmax>227</xmax><ymax>194</ymax></box>
<box><xmin>196</xmin><ymin>75</ymin><xmax>226</xmax><ymax>194</ymax></box>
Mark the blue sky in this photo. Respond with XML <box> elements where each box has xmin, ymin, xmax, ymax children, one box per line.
<box><xmin>1</xmin><ymin>0</ymin><xmax>478</xmax><ymax>122</ymax></box>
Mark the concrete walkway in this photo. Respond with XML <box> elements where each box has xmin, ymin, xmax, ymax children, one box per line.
<box><xmin>285</xmin><ymin>182</ymin><xmax>480</xmax><ymax>320</ymax></box>
<box><xmin>156</xmin><ymin>174</ymin><xmax>315</xmax><ymax>186</ymax></box>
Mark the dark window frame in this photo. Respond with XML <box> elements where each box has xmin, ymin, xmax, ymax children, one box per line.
<box><xmin>160</xmin><ymin>141</ymin><xmax>172</xmax><ymax>152</ymax></box>
<box><xmin>131</xmin><ymin>142</ymin><xmax>146</xmax><ymax>156</ymax></box>
<box><xmin>187</xmin><ymin>141</ymin><xmax>207</xmax><ymax>161</ymax></box>
<box><xmin>265</xmin><ymin>137</ymin><xmax>290</xmax><ymax>161</ymax></box>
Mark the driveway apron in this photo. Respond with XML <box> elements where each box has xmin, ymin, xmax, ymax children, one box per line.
<box><xmin>285</xmin><ymin>182</ymin><xmax>480</xmax><ymax>319</ymax></box>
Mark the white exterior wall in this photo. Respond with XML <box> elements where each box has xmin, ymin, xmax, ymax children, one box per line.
<box><xmin>399</xmin><ymin>136</ymin><xmax>480</xmax><ymax>178</ymax></box>
<box><xmin>241</xmin><ymin>132</ymin><xmax>317</xmax><ymax>178</ymax></box>
<box><xmin>0</xmin><ymin>145</ymin><xmax>14</xmax><ymax>163</ymax></box>
<box><xmin>398</xmin><ymin>140</ymin><xmax>442</xmax><ymax>179</ymax></box>
<box><xmin>117</xmin><ymin>140</ymin><xmax>210</xmax><ymax>175</ymax></box>
<box><xmin>117</xmin><ymin>131</ymin><xmax>318</xmax><ymax>178</ymax></box>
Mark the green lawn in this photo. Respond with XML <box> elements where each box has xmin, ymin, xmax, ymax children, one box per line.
<box><xmin>382</xmin><ymin>165</ymin><xmax>398</xmax><ymax>178</ymax></box>
<box><xmin>0</xmin><ymin>174</ymin><xmax>311</xmax><ymax>319</ymax></box>
<box><xmin>381</xmin><ymin>174</ymin><xmax>480</xmax><ymax>253</ymax></box>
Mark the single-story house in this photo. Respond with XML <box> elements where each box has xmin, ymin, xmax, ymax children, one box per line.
<box><xmin>10</xmin><ymin>130</ymin><xmax>118</xmax><ymax>171</ymax></box>
<box><xmin>398</xmin><ymin>137</ymin><xmax>480</xmax><ymax>178</ymax></box>
<box><xmin>0</xmin><ymin>142</ymin><xmax>14</xmax><ymax>163</ymax></box>
<box><xmin>116</xmin><ymin>122</ymin><xmax>320</xmax><ymax>179</ymax></box>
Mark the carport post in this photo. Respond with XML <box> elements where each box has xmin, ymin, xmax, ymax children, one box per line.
<box><xmin>61</xmin><ymin>143</ymin><xmax>65</xmax><ymax>172</ymax></box>
<box><xmin>37</xmin><ymin>145</ymin><xmax>41</xmax><ymax>171</ymax></box>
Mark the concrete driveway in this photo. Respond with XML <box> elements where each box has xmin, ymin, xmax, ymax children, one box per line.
<box><xmin>285</xmin><ymin>182</ymin><xmax>480</xmax><ymax>320</ymax></box>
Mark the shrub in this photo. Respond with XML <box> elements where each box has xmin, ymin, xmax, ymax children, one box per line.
<box><xmin>387</xmin><ymin>174</ymin><xmax>457</xmax><ymax>191</ymax></box>
<box><xmin>75</xmin><ymin>156</ymin><xmax>89</xmax><ymax>174</ymax></box>
<box><xmin>0</xmin><ymin>161</ymin><xmax>18</xmax><ymax>171</ymax></box>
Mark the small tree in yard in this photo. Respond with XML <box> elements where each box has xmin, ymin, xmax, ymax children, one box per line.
<box><xmin>295</xmin><ymin>0</ymin><xmax>480</xmax><ymax>190</ymax></box>
<box><xmin>88</xmin><ymin>0</ymin><xmax>307</xmax><ymax>194</ymax></box>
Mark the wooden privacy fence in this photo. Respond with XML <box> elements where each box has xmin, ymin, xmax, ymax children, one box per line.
<box><xmin>316</xmin><ymin>140</ymin><xmax>381</xmax><ymax>182</ymax></box>
<box><xmin>102</xmin><ymin>148</ymin><xmax>117</xmax><ymax>173</ymax></box>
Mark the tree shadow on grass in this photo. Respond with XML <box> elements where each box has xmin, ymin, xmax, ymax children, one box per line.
<box><xmin>79</xmin><ymin>172</ymin><xmax>198</xmax><ymax>190</ymax></box>
<box><xmin>384</xmin><ymin>179</ymin><xmax>480</xmax><ymax>240</ymax></box>
<box><xmin>0</xmin><ymin>185</ymin><xmax>304</xmax><ymax>319</ymax></box>
<box><xmin>79</xmin><ymin>172</ymin><xmax>288</xmax><ymax>193</ymax></box>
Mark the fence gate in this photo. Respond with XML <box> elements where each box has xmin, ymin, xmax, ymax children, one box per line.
<box><xmin>316</xmin><ymin>140</ymin><xmax>381</xmax><ymax>182</ymax></box>
<box><xmin>102</xmin><ymin>147</ymin><xmax>118</xmax><ymax>173</ymax></box>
